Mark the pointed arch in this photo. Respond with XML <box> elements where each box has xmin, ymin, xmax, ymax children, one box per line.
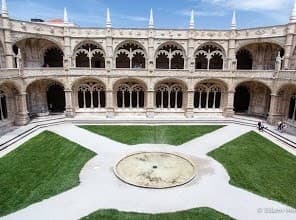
<box><xmin>155</xmin><ymin>42</ymin><xmax>186</xmax><ymax>70</ymax></box>
<box><xmin>114</xmin><ymin>40</ymin><xmax>146</xmax><ymax>69</ymax></box>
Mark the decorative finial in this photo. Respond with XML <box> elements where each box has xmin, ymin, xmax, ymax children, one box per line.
<box><xmin>106</xmin><ymin>8</ymin><xmax>112</xmax><ymax>28</ymax></box>
<box><xmin>64</xmin><ymin>7</ymin><xmax>69</xmax><ymax>24</ymax></box>
<box><xmin>1</xmin><ymin>0</ymin><xmax>8</xmax><ymax>17</ymax></box>
<box><xmin>231</xmin><ymin>10</ymin><xmax>237</xmax><ymax>30</ymax></box>
<box><xmin>149</xmin><ymin>8</ymin><xmax>154</xmax><ymax>29</ymax></box>
<box><xmin>290</xmin><ymin>0</ymin><xmax>296</xmax><ymax>23</ymax></box>
<box><xmin>189</xmin><ymin>9</ymin><xmax>195</xmax><ymax>29</ymax></box>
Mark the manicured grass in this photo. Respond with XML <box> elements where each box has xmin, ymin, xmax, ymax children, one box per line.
<box><xmin>80</xmin><ymin>125</ymin><xmax>223</xmax><ymax>145</ymax></box>
<box><xmin>208</xmin><ymin>131</ymin><xmax>296</xmax><ymax>208</ymax></box>
<box><xmin>82</xmin><ymin>207</ymin><xmax>233</xmax><ymax>220</ymax></box>
<box><xmin>0</xmin><ymin>131</ymin><xmax>96</xmax><ymax>217</ymax></box>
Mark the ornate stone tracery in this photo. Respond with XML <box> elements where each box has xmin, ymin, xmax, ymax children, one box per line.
<box><xmin>155</xmin><ymin>82</ymin><xmax>184</xmax><ymax>109</ymax></box>
<box><xmin>156</xmin><ymin>43</ymin><xmax>185</xmax><ymax>69</ymax></box>
<box><xmin>195</xmin><ymin>44</ymin><xmax>224</xmax><ymax>70</ymax></box>
<box><xmin>115</xmin><ymin>82</ymin><xmax>145</xmax><ymax>109</ymax></box>
<box><xmin>78</xmin><ymin>82</ymin><xmax>106</xmax><ymax>109</ymax></box>
<box><xmin>115</xmin><ymin>42</ymin><xmax>146</xmax><ymax>69</ymax></box>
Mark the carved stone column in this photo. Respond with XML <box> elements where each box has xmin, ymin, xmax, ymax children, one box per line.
<box><xmin>186</xmin><ymin>90</ymin><xmax>194</xmax><ymax>118</ymax></box>
<box><xmin>15</xmin><ymin>92</ymin><xmax>29</xmax><ymax>126</ymax></box>
<box><xmin>64</xmin><ymin>88</ymin><xmax>74</xmax><ymax>117</ymax></box>
<box><xmin>106</xmin><ymin>89</ymin><xmax>114</xmax><ymax>118</ymax></box>
<box><xmin>224</xmin><ymin>91</ymin><xmax>235</xmax><ymax>117</ymax></box>
<box><xmin>148</xmin><ymin>29</ymin><xmax>155</xmax><ymax>72</ymax></box>
<box><xmin>3</xmin><ymin>17</ymin><xmax>14</xmax><ymax>68</ymax></box>
<box><xmin>146</xmin><ymin>90</ymin><xmax>154</xmax><ymax>118</ymax></box>
<box><xmin>283</xmin><ymin>23</ymin><xmax>295</xmax><ymax>69</ymax></box>
<box><xmin>267</xmin><ymin>94</ymin><xmax>280</xmax><ymax>124</ymax></box>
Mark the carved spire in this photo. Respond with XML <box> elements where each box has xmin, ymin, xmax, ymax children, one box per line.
<box><xmin>148</xmin><ymin>8</ymin><xmax>154</xmax><ymax>29</ymax></box>
<box><xmin>64</xmin><ymin>7</ymin><xmax>69</xmax><ymax>24</ymax></box>
<box><xmin>106</xmin><ymin>8</ymin><xmax>112</xmax><ymax>28</ymax></box>
<box><xmin>231</xmin><ymin>10</ymin><xmax>237</xmax><ymax>30</ymax></box>
<box><xmin>290</xmin><ymin>0</ymin><xmax>296</xmax><ymax>23</ymax></box>
<box><xmin>1</xmin><ymin>0</ymin><xmax>8</xmax><ymax>17</ymax></box>
<box><xmin>189</xmin><ymin>9</ymin><xmax>195</xmax><ymax>29</ymax></box>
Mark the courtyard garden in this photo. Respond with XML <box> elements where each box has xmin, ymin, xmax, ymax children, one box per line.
<box><xmin>0</xmin><ymin>131</ymin><xmax>96</xmax><ymax>217</ymax></box>
<box><xmin>80</xmin><ymin>125</ymin><xmax>223</xmax><ymax>145</ymax></box>
<box><xmin>1</xmin><ymin>125</ymin><xmax>296</xmax><ymax>219</ymax></box>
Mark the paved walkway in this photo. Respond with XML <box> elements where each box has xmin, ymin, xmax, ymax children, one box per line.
<box><xmin>2</xmin><ymin>124</ymin><xmax>296</xmax><ymax>220</ymax></box>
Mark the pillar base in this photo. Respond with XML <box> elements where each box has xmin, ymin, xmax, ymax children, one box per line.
<box><xmin>185</xmin><ymin>108</ymin><xmax>194</xmax><ymax>118</ymax></box>
<box><xmin>106</xmin><ymin>108</ymin><xmax>115</xmax><ymax>118</ymax></box>
<box><xmin>15</xmin><ymin>113</ymin><xmax>30</xmax><ymax>126</ymax></box>
<box><xmin>267</xmin><ymin>114</ymin><xmax>283</xmax><ymax>125</ymax></box>
<box><xmin>146</xmin><ymin>108</ymin><xmax>154</xmax><ymax>118</ymax></box>
<box><xmin>223</xmin><ymin>107</ymin><xmax>234</xmax><ymax>117</ymax></box>
<box><xmin>64</xmin><ymin>108</ymin><xmax>74</xmax><ymax>118</ymax></box>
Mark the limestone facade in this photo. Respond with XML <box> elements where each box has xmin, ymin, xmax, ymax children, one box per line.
<box><xmin>1</xmin><ymin>7</ymin><xmax>296</xmax><ymax>133</ymax></box>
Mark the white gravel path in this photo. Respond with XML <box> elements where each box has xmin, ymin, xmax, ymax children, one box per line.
<box><xmin>2</xmin><ymin>124</ymin><xmax>296</xmax><ymax>220</ymax></box>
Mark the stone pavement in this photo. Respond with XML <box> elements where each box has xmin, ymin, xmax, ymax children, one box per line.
<box><xmin>1</xmin><ymin>124</ymin><xmax>296</xmax><ymax>220</ymax></box>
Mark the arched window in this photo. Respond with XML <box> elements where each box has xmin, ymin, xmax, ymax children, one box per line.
<box><xmin>236</xmin><ymin>49</ymin><xmax>253</xmax><ymax>70</ymax></box>
<box><xmin>78</xmin><ymin>82</ymin><xmax>106</xmax><ymax>109</ymax></box>
<box><xmin>194</xmin><ymin>84</ymin><xmax>222</xmax><ymax>109</ymax></box>
<box><xmin>288</xmin><ymin>95</ymin><xmax>296</xmax><ymax>121</ymax></box>
<box><xmin>0</xmin><ymin>90</ymin><xmax>8</xmax><ymax>121</ymax></box>
<box><xmin>155</xmin><ymin>83</ymin><xmax>183</xmax><ymax>109</ymax></box>
<box><xmin>195</xmin><ymin>45</ymin><xmax>224</xmax><ymax>70</ymax></box>
<box><xmin>116</xmin><ymin>83</ymin><xmax>145</xmax><ymax>108</ymax></box>
<box><xmin>44</xmin><ymin>47</ymin><xmax>63</xmax><ymax>67</ymax></box>
<box><xmin>156</xmin><ymin>44</ymin><xmax>184</xmax><ymax>69</ymax></box>
<box><xmin>115</xmin><ymin>43</ymin><xmax>146</xmax><ymax>69</ymax></box>
<box><xmin>75</xmin><ymin>43</ymin><xmax>105</xmax><ymax>68</ymax></box>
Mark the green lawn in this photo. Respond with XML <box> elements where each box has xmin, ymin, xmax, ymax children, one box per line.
<box><xmin>0</xmin><ymin>131</ymin><xmax>96</xmax><ymax>217</ymax></box>
<box><xmin>82</xmin><ymin>207</ymin><xmax>233</xmax><ymax>220</ymax></box>
<box><xmin>80</xmin><ymin>125</ymin><xmax>223</xmax><ymax>145</ymax></box>
<box><xmin>208</xmin><ymin>131</ymin><xmax>296</xmax><ymax>208</ymax></box>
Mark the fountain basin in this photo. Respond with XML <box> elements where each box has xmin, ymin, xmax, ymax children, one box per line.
<box><xmin>114</xmin><ymin>152</ymin><xmax>196</xmax><ymax>189</ymax></box>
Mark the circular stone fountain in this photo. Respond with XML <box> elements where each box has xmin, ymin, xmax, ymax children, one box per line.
<box><xmin>114</xmin><ymin>152</ymin><xmax>196</xmax><ymax>189</ymax></box>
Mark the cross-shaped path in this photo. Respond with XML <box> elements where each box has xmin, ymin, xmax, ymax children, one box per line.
<box><xmin>3</xmin><ymin>124</ymin><xmax>296</xmax><ymax>220</ymax></box>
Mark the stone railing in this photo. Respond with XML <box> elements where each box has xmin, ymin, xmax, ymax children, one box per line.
<box><xmin>0</xmin><ymin>68</ymin><xmax>296</xmax><ymax>82</ymax></box>
<box><xmin>0</xmin><ymin>69</ymin><xmax>21</xmax><ymax>79</ymax></box>
<box><xmin>235</xmin><ymin>70</ymin><xmax>275</xmax><ymax>79</ymax></box>
<box><xmin>278</xmin><ymin>71</ymin><xmax>296</xmax><ymax>80</ymax></box>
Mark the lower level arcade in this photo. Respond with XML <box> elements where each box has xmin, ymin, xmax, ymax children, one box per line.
<box><xmin>1</xmin><ymin>78</ymin><xmax>296</xmax><ymax>133</ymax></box>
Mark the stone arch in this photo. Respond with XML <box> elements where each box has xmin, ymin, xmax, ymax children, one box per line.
<box><xmin>72</xmin><ymin>77</ymin><xmax>106</xmax><ymax>109</ymax></box>
<box><xmin>114</xmin><ymin>40</ymin><xmax>146</xmax><ymax>69</ymax></box>
<box><xmin>194</xmin><ymin>42</ymin><xmax>225</xmax><ymax>70</ymax></box>
<box><xmin>194</xmin><ymin>79</ymin><xmax>228</xmax><ymax>110</ymax></box>
<box><xmin>276</xmin><ymin>84</ymin><xmax>296</xmax><ymax>122</ymax></box>
<box><xmin>73</xmin><ymin>41</ymin><xmax>105</xmax><ymax>68</ymax></box>
<box><xmin>236</xmin><ymin>39</ymin><xmax>285</xmax><ymax>52</ymax></box>
<box><xmin>235</xmin><ymin>42</ymin><xmax>284</xmax><ymax>70</ymax></box>
<box><xmin>154</xmin><ymin>78</ymin><xmax>187</xmax><ymax>109</ymax></box>
<box><xmin>13</xmin><ymin>38</ymin><xmax>64</xmax><ymax>68</ymax></box>
<box><xmin>234</xmin><ymin>81</ymin><xmax>271</xmax><ymax>117</ymax></box>
<box><xmin>26</xmin><ymin>79</ymin><xmax>66</xmax><ymax>116</ymax></box>
<box><xmin>155</xmin><ymin>41</ymin><xmax>186</xmax><ymax>69</ymax></box>
<box><xmin>0</xmin><ymin>81</ymin><xmax>20</xmax><ymax>123</ymax></box>
<box><xmin>113</xmin><ymin>78</ymin><xmax>147</xmax><ymax>108</ymax></box>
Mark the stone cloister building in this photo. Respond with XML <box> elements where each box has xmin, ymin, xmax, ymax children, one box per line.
<box><xmin>1</xmin><ymin>0</ymin><xmax>296</xmax><ymax>134</ymax></box>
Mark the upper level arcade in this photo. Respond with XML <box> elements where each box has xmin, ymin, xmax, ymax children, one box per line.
<box><xmin>1</xmin><ymin>1</ymin><xmax>296</xmax><ymax>77</ymax></box>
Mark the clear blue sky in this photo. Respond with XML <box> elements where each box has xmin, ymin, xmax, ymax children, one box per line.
<box><xmin>5</xmin><ymin>0</ymin><xmax>295</xmax><ymax>29</ymax></box>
